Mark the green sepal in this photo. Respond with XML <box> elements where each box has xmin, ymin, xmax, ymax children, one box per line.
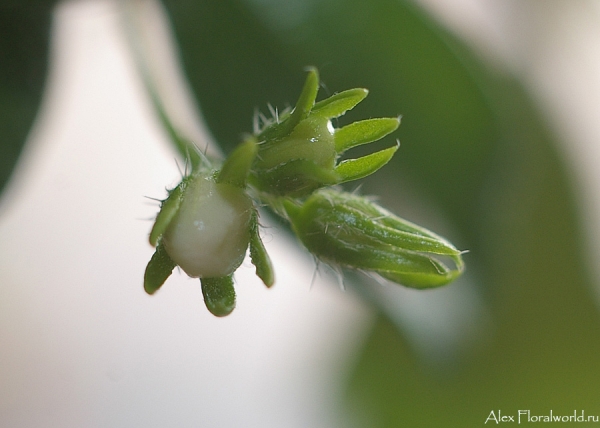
<box><xmin>288</xmin><ymin>67</ymin><xmax>319</xmax><ymax>126</ymax></box>
<box><xmin>332</xmin><ymin>245</ymin><xmax>459</xmax><ymax>289</ymax></box>
<box><xmin>217</xmin><ymin>138</ymin><xmax>258</xmax><ymax>188</ymax></box>
<box><xmin>249</xmin><ymin>210</ymin><xmax>275</xmax><ymax>287</ymax></box>
<box><xmin>254</xmin><ymin>158</ymin><xmax>340</xmax><ymax>196</ymax></box>
<box><xmin>281</xmin><ymin>198</ymin><xmax>301</xmax><ymax>221</ymax></box>
<box><xmin>377</xmin><ymin>207</ymin><xmax>460</xmax><ymax>248</ymax></box>
<box><xmin>335</xmin><ymin>144</ymin><xmax>399</xmax><ymax>183</ymax></box>
<box><xmin>307</xmin><ymin>198</ymin><xmax>461</xmax><ymax>256</ymax></box>
<box><xmin>149</xmin><ymin>181</ymin><xmax>185</xmax><ymax>246</ymax></box>
<box><xmin>201</xmin><ymin>275</ymin><xmax>236</xmax><ymax>317</ymax></box>
<box><xmin>333</xmin><ymin>191</ymin><xmax>462</xmax><ymax>253</ymax></box>
<box><xmin>378</xmin><ymin>259</ymin><xmax>464</xmax><ymax>289</ymax></box>
<box><xmin>334</xmin><ymin>117</ymin><xmax>400</xmax><ymax>154</ymax></box>
<box><xmin>259</xmin><ymin>68</ymin><xmax>319</xmax><ymax>141</ymax></box>
<box><xmin>312</xmin><ymin>88</ymin><xmax>368</xmax><ymax>119</ymax></box>
<box><xmin>144</xmin><ymin>241</ymin><xmax>176</xmax><ymax>295</ymax></box>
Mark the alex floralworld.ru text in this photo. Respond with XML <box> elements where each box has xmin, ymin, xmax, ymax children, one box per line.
<box><xmin>485</xmin><ymin>410</ymin><xmax>599</xmax><ymax>424</ymax></box>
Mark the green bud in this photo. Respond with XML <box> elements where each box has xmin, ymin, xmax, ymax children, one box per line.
<box><xmin>144</xmin><ymin>142</ymin><xmax>264</xmax><ymax>317</ymax></box>
<box><xmin>252</xmin><ymin>68</ymin><xmax>400</xmax><ymax>197</ymax></box>
<box><xmin>283</xmin><ymin>189</ymin><xmax>464</xmax><ymax>289</ymax></box>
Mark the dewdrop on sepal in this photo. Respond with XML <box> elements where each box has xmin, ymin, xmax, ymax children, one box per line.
<box><xmin>144</xmin><ymin>140</ymin><xmax>274</xmax><ymax>317</ymax></box>
<box><xmin>250</xmin><ymin>67</ymin><xmax>401</xmax><ymax>197</ymax></box>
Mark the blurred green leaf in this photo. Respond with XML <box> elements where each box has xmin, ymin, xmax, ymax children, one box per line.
<box><xmin>160</xmin><ymin>0</ymin><xmax>298</xmax><ymax>153</ymax></box>
<box><xmin>345</xmin><ymin>81</ymin><xmax>600</xmax><ymax>426</ymax></box>
<box><xmin>0</xmin><ymin>2</ymin><xmax>57</xmax><ymax>195</ymax></box>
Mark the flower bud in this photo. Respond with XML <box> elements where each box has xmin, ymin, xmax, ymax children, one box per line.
<box><xmin>252</xmin><ymin>68</ymin><xmax>400</xmax><ymax>197</ymax></box>
<box><xmin>144</xmin><ymin>140</ymin><xmax>274</xmax><ymax>317</ymax></box>
<box><xmin>161</xmin><ymin>173</ymin><xmax>252</xmax><ymax>278</ymax></box>
<box><xmin>283</xmin><ymin>189</ymin><xmax>464</xmax><ymax>288</ymax></box>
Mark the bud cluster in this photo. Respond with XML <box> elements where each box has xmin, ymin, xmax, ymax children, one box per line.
<box><xmin>144</xmin><ymin>69</ymin><xmax>464</xmax><ymax>317</ymax></box>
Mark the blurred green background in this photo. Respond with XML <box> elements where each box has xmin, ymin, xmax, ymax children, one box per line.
<box><xmin>0</xmin><ymin>1</ymin><xmax>55</xmax><ymax>194</ymax></box>
<box><xmin>2</xmin><ymin>0</ymin><xmax>599</xmax><ymax>426</ymax></box>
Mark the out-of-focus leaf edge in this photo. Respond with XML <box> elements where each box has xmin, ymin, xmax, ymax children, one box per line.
<box><xmin>0</xmin><ymin>3</ymin><xmax>57</xmax><ymax>196</ymax></box>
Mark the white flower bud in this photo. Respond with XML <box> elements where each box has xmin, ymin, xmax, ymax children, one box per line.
<box><xmin>161</xmin><ymin>173</ymin><xmax>252</xmax><ymax>278</ymax></box>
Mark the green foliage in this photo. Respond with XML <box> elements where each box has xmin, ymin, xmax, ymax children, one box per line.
<box><xmin>0</xmin><ymin>2</ymin><xmax>56</xmax><ymax>193</ymax></box>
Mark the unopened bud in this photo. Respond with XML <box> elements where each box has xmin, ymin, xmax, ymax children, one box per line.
<box><xmin>283</xmin><ymin>189</ymin><xmax>464</xmax><ymax>288</ymax></box>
